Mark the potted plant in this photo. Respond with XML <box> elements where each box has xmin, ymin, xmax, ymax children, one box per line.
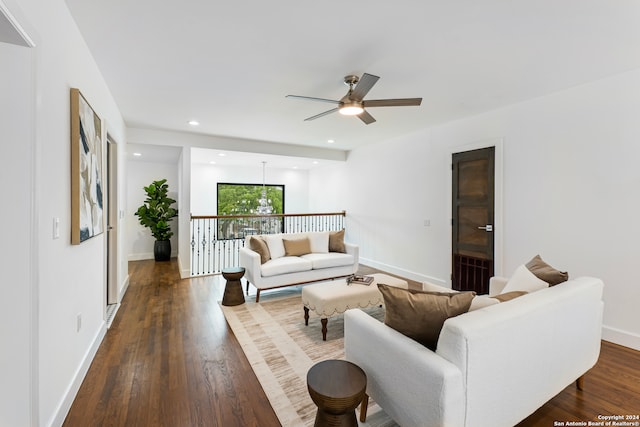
<box><xmin>134</xmin><ymin>179</ymin><xmax>178</xmax><ymax>261</ymax></box>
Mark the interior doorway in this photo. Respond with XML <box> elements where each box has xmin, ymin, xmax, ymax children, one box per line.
<box><xmin>451</xmin><ymin>146</ymin><xmax>495</xmax><ymax>294</ymax></box>
<box><xmin>106</xmin><ymin>136</ymin><xmax>119</xmax><ymax>323</ymax></box>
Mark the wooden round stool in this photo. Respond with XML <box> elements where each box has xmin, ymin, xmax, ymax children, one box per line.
<box><xmin>306</xmin><ymin>359</ymin><xmax>367</xmax><ymax>427</ymax></box>
<box><xmin>221</xmin><ymin>267</ymin><xmax>245</xmax><ymax>306</ymax></box>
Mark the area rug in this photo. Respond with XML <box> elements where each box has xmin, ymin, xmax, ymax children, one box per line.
<box><xmin>221</xmin><ymin>289</ymin><xmax>398</xmax><ymax>427</ymax></box>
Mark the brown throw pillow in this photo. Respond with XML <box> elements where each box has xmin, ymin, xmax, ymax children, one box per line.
<box><xmin>378</xmin><ymin>283</ymin><xmax>475</xmax><ymax>351</ymax></box>
<box><xmin>283</xmin><ymin>238</ymin><xmax>311</xmax><ymax>256</ymax></box>
<box><xmin>328</xmin><ymin>229</ymin><xmax>346</xmax><ymax>253</ymax></box>
<box><xmin>525</xmin><ymin>255</ymin><xmax>568</xmax><ymax>286</ymax></box>
<box><xmin>249</xmin><ymin>236</ymin><xmax>270</xmax><ymax>264</ymax></box>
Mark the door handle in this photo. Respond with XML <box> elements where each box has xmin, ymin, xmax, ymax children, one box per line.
<box><xmin>478</xmin><ymin>225</ymin><xmax>493</xmax><ymax>232</ymax></box>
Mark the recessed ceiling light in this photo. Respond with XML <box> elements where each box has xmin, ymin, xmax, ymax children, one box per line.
<box><xmin>292</xmin><ymin>166</ymin><xmax>299</xmax><ymax>169</ymax></box>
<box><xmin>209</xmin><ymin>161</ymin><xmax>216</xmax><ymax>165</ymax></box>
<box><xmin>312</xmin><ymin>161</ymin><xmax>319</xmax><ymax>165</ymax></box>
<box><xmin>188</xmin><ymin>120</ymin><xmax>199</xmax><ymax>126</ymax></box>
<box><xmin>133</xmin><ymin>152</ymin><xmax>142</xmax><ymax>157</ymax></box>
<box><xmin>218</xmin><ymin>153</ymin><xmax>226</xmax><ymax>157</ymax></box>
<box><xmin>327</xmin><ymin>139</ymin><xmax>335</xmax><ymax>144</ymax></box>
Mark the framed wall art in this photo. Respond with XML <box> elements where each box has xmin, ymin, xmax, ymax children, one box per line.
<box><xmin>70</xmin><ymin>88</ymin><xmax>104</xmax><ymax>244</ymax></box>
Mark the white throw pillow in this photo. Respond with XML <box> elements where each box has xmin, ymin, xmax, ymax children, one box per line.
<box><xmin>307</xmin><ymin>231</ymin><xmax>329</xmax><ymax>253</ymax></box>
<box><xmin>264</xmin><ymin>234</ymin><xmax>286</xmax><ymax>259</ymax></box>
<box><xmin>501</xmin><ymin>264</ymin><xmax>549</xmax><ymax>294</ymax></box>
<box><xmin>469</xmin><ymin>295</ymin><xmax>501</xmax><ymax>311</ymax></box>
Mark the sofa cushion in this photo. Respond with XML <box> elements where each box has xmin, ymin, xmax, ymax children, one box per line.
<box><xmin>329</xmin><ymin>229</ymin><xmax>346</xmax><ymax>253</ymax></box>
<box><xmin>260</xmin><ymin>256</ymin><xmax>312</xmax><ymax>277</ymax></box>
<box><xmin>308</xmin><ymin>231</ymin><xmax>330</xmax><ymax>254</ymax></box>
<box><xmin>301</xmin><ymin>252</ymin><xmax>354</xmax><ymax>269</ymax></box>
<box><xmin>249</xmin><ymin>236</ymin><xmax>270</xmax><ymax>264</ymax></box>
<box><xmin>378</xmin><ymin>283</ymin><xmax>475</xmax><ymax>351</ymax></box>
<box><xmin>526</xmin><ymin>254</ymin><xmax>569</xmax><ymax>286</ymax></box>
<box><xmin>264</xmin><ymin>234</ymin><xmax>286</xmax><ymax>259</ymax></box>
<box><xmin>469</xmin><ymin>295</ymin><xmax>500</xmax><ymax>310</ymax></box>
<box><xmin>283</xmin><ymin>237</ymin><xmax>311</xmax><ymax>256</ymax></box>
<box><xmin>501</xmin><ymin>264</ymin><xmax>549</xmax><ymax>294</ymax></box>
<box><xmin>493</xmin><ymin>290</ymin><xmax>528</xmax><ymax>302</ymax></box>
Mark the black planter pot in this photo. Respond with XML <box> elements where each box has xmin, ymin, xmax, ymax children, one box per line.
<box><xmin>154</xmin><ymin>240</ymin><xmax>171</xmax><ymax>261</ymax></box>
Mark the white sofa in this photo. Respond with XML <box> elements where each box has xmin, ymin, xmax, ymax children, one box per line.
<box><xmin>344</xmin><ymin>276</ymin><xmax>604</xmax><ymax>427</ymax></box>
<box><xmin>239</xmin><ymin>231</ymin><xmax>359</xmax><ymax>302</ymax></box>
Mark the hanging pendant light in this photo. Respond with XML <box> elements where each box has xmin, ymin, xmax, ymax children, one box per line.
<box><xmin>256</xmin><ymin>161</ymin><xmax>273</xmax><ymax>215</ymax></box>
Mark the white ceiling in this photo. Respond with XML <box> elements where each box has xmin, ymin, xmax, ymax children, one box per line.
<box><xmin>66</xmin><ymin>0</ymin><xmax>640</xmax><ymax>155</ymax></box>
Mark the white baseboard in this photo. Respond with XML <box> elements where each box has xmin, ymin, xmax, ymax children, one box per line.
<box><xmin>360</xmin><ymin>257</ymin><xmax>447</xmax><ymax>286</ymax></box>
<box><xmin>49</xmin><ymin>322</ymin><xmax>107</xmax><ymax>427</ymax></box>
<box><xmin>177</xmin><ymin>255</ymin><xmax>190</xmax><ymax>279</ymax></box>
<box><xmin>119</xmin><ymin>275</ymin><xmax>130</xmax><ymax>302</ymax></box>
<box><xmin>128</xmin><ymin>252</ymin><xmax>153</xmax><ymax>261</ymax></box>
<box><xmin>602</xmin><ymin>325</ymin><xmax>640</xmax><ymax>351</ymax></box>
<box><xmin>128</xmin><ymin>252</ymin><xmax>178</xmax><ymax>261</ymax></box>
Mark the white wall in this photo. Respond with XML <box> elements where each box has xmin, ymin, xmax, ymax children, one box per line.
<box><xmin>0</xmin><ymin>32</ymin><xmax>35</xmax><ymax>427</ymax></box>
<box><xmin>191</xmin><ymin>162</ymin><xmax>310</xmax><ymax>215</ymax></box>
<box><xmin>126</xmin><ymin>159</ymin><xmax>180</xmax><ymax>260</ymax></box>
<box><xmin>1</xmin><ymin>0</ymin><xmax>129</xmax><ymax>426</ymax></box>
<box><xmin>311</xmin><ymin>68</ymin><xmax>640</xmax><ymax>350</ymax></box>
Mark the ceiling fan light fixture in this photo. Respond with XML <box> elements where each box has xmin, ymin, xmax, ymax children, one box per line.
<box><xmin>339</xmin><ymin>102</ymin><xmax>364</xmax><ymax>116</ymax></box>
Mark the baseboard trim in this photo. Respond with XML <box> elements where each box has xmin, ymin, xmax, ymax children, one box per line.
<box><xmin>128</xmin><ymin>252</ymin><xmax>178</xmax><ymax>261</ymax></box>
<box><xmin>49</xmin><ymin>322</ymin><xmax>107</xmax><ymax>427</ymax></box>
<box><xmin>602</xmin><ymin>325</ymin><xmax>640</xmax><ymax>351</ymax></box>
<box><xmin>177</xmin><ymin>255</ymin><xmax>190</xmax><ymax>279</ymax></box>
<box><xmin>128</xmin><ymin>252</ymin><xmax>153</xmax><ymax>261</ymax></box>
<box><xmin>119</xmin><ymin>275</ymin><xmax>130</xmax><ymax>302</ymax></box>
<box><xmin>359</xmin><ymin>257</ymin><xmax>447</xmax><ymax>286</ymax></box>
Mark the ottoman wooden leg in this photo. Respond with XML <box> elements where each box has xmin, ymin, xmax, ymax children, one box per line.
<box><xmin>304</xmin><ymin>307</ymin><xmax>309</xmax><ymax>325</ymax></box>
<box><xmin>321</xmin><ymin>318</ymin><xmax>328</xmax><ymax>341</ymax></box>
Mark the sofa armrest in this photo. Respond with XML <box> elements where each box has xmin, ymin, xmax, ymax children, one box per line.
<box><xmin>344</xmin><ymin>242</ymin><xmax>359</xmax><ymax>266</ymax></box>
<box><xmin>343</xmin><ymin>242</ymin><xmax>359</xmax><ymax>273</ymax></box>
<box><xmin>489</xmin><ymin>276</ymin><xmax>509</xmax><ymax>296</ymax></box>
<box><xmin>239</xmin><ymin>247</ymin><xmax>261</xmax><ymax>285</ymax></box>
<box><xmin>344</xmin><ymin>309</ymin><xmax>464</xmax><ymax>427</ymax></box>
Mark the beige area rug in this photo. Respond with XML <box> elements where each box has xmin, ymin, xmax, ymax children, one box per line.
<box><xmin>221</xmin><ymin>289</ymin><xmax>398</xmax><ymax>427</ymax></box>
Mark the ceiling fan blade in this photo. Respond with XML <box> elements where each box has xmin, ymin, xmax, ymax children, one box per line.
<box><xmin>350</xmin><ymin>73</ymin><xmax>380</xmax><ymax>101</ymax></box>
<box><xmin>304</xmin><ymin>108</ymin><xmax>339</xmax><ymax>121</ymax></box>
<box><xmin>286</xmin><ymin>95</ymin><xmax>341</xmax><ymax>104</ymax></box>
<box><xmin>358</xmin><ymin>110</ymin><xmax>376</xmax><ymax>125</ymax></box>
<box><xmin>363</xmin><ymin>98</ymin><xmax>423</xmax><ymax>108</ymax></box>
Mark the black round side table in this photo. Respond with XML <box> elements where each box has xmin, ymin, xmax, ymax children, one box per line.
<box><xmin>221</xmin><ymin>267</ymin><xmax>245</xmax><ymax>306</ymax></box>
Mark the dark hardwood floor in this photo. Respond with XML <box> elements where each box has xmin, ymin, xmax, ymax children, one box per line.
<box><xmin>63</xmin><ymin>260</ymin><xmax>640</xmax><ymax>427</ymax></box>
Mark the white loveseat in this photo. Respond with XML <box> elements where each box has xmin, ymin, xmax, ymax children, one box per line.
<box><xmin>344</xmin><ymin>275</ymin><xmax>604</xmax><ymax>427</ymax></box>
<box><xmin>239</xmin><ymin>231</ymin><xmax>359</xmax><ymax>302</ymax></box>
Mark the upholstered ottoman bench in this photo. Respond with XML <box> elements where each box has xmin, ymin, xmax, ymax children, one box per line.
<box><xmin>301</xmin><ymin>273</ymin><xmax>408</xmax><ymax>340</ymax></box>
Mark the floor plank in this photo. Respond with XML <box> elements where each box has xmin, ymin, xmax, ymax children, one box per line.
<box><xmin>63</xmin><ymin>260</ymin><xmax>640</xmax><ymax>426</ymax></box>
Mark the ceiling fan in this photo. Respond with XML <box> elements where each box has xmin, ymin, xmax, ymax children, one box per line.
<box><xmin>286</xmin><ymin>73</ymin><xmax>422</xmax><ymax>125</ymax></box>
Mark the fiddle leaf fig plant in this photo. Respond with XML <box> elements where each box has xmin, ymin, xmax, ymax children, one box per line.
<box><xmin>135</xmin><ymin>179</ymin><xmax>178</xmax><ymax>241</ymax></box>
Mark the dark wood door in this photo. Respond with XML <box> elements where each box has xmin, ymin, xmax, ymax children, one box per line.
<box><xmin>452</xmin><ymin>147</ymin><xmax>495</xmax><ymax>294</ymax></box>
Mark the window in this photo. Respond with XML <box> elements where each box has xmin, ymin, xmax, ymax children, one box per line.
<box><xmin>216</xmin><ymin>183</ymin><xmax>284</xmax><ymax>238</ymax></box>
